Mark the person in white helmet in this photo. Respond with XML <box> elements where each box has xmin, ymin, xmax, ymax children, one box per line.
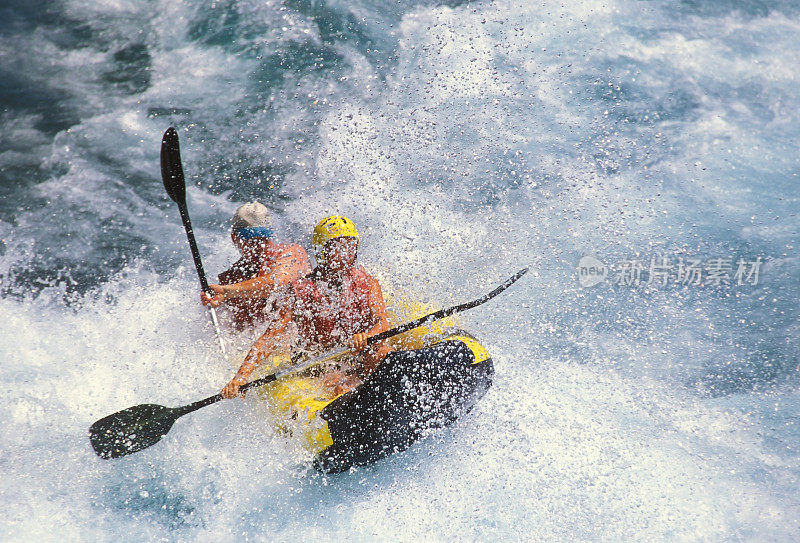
<box><xmin>201</xmin><ymin>202</ymin><xmax>311</xmax><ymax>329</ymax></box>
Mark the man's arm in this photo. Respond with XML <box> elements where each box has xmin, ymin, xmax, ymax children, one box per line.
<box><xmin>364</xmin><ymin>275</ymin><xmax>390</xmax><ymax>337</ymax></box>
<box><xmin>349</xmin><ymin>275</ymin><xmax>392</xmax><ymax>375</ymax></box>
<box><xmin>266</xmin><ymin>245</ymin><xmax>312</xmax><ymax>288</ymax></box>
<box><xmin>203</xmin><ymin>246</ymin><xmax>310</xmax><ymax>307</ymax></box>
<box><xmin>221</xmin><ymin>309</ymin><xmax>292</xmax><ymax>398</ymax></box>
<box><xmin>202</xmin><ymin>276</ymin><xmax>274</xmax><ymax>306</ymax></box>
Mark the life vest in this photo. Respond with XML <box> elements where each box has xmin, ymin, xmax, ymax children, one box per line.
<box><xmin>218</xmin><ymin>241</ymin><xmax>310</xmax><ymax>327</ymax></box>
<box><xmin>291</xmin><ymin>266</ymin><xmax>377</xmax><ymax>349</ymax></box>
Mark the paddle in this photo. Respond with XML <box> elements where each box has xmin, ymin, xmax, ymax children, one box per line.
<box><xmin>161</xmin><ymin>127</ymin><xmax>227</xmax><ymax>356</ymax></box>
<box><xmin>89</xmin><ymin>267</ymin><xmax>528</xmax><ymax>460</ymax></box>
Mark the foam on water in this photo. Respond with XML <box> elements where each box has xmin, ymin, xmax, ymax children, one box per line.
<box><xmin>1</xmin><ymin>0</ymin><xmax>800</xmax><ymax>540</ymax></box>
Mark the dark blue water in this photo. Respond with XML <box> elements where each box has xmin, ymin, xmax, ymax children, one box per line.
<box><xmin>2</xmin><ymin>0</ymin><xmax>799</xmax><ymax>540</ymax></box>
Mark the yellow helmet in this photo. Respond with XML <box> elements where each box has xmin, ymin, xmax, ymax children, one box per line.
<box><xmin>312</xmin><ymin>215</ymin><xmax>360</xmax><ymax>262</ymax></box>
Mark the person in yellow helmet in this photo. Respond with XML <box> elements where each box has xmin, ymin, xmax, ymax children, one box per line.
<box><xmin>201</xmin><ymin>202</ymin><xmax>311</xmax><ymax>329</ymax></box>
<box><xmin>221</xmin><ymin>215</ymin><xmax>392</xmax><ymax>398</ymax></box>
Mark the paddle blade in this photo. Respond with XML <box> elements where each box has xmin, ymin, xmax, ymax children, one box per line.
<box><xmin>160</xmin><ymin>127</ymin><xmax>186</xmax><ymax>205</ymax></box>
<box><xmin>89</xmin><ymin>403</ymin><xmax>179</xmax><ymax>459</ymax></box>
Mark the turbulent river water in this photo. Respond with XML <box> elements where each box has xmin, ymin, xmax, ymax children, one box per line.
<box><xmin>1</xmin><ymin>0</ymin><xmax>799</xmax><ymax>540</ymax></box>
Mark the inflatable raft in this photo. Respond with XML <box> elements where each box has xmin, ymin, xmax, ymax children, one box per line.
<box><xmin>258</xmin><ymin>329</ymin><xmax>494</xmax><ymax>473</ymax></box>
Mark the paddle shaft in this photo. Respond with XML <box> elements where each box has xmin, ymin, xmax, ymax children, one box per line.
<box><xmin>368</xmin><ymin>267</ymin><xmax>529</xmax><ymax>344</ymax></box>
<box><xmin>171</xmin><ymin>267</ymin><xmax>529</xmax><ymax>415</ymax></box>
<box><xmin>178</xmin><ymin>202</ymin><xmax>226</xmax><ymax>356</ymax></box>
<box><xmin>176</xmin><ymin>201</ymin><xmax>211</xmax><ymax>293</ymax></box>
<box><xmin>172</xmin><ymin>349</ymin><xmax>340</xmax><ymax>418</ymax></box>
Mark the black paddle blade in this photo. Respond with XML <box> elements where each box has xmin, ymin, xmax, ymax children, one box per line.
<box><xmin>160</xmin><ymin>127</ymin><xmax>186</xmax><ymax>205</ymax></box>
<box><xmin>89</xmin><ymin>403</ymin><xmax>179</xmax><ymax>459</ymax></box>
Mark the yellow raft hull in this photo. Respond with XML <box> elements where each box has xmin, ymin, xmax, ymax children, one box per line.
<box><xmin>253</xmin><ymin>296</ymin><xmax>461</xmax><ymax>452</ymax></box>
<box><xmin>252</xmin><ymin>295</ymin><xmax>494</xmax><ymax>472</ymax></box>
